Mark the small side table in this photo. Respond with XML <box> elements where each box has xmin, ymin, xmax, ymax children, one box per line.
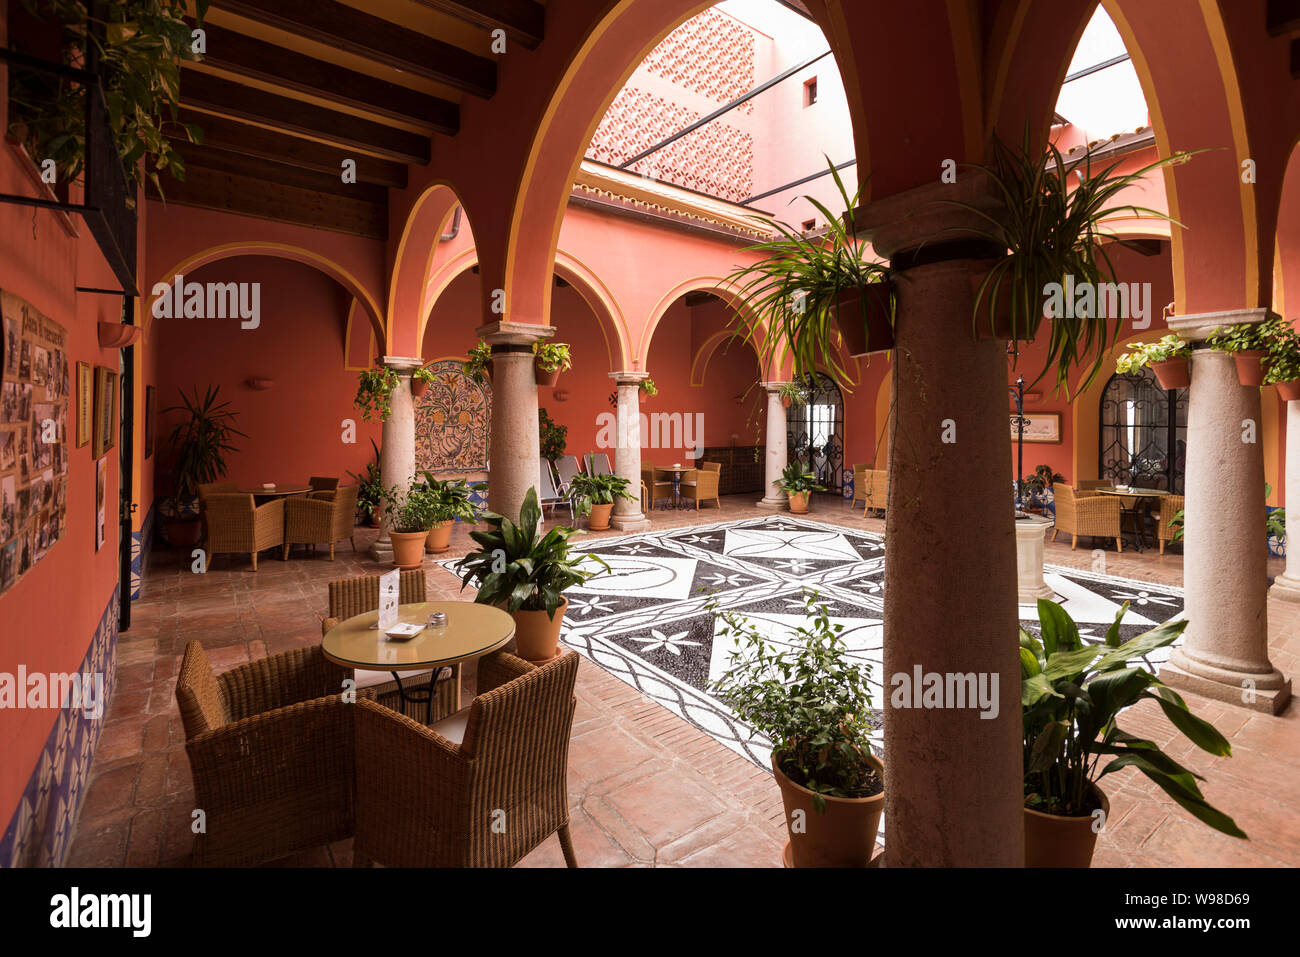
<box><xmin>1015</xmin><ymin>515</ymin><xmax>1056</xmax><ymax>604</ymax></box>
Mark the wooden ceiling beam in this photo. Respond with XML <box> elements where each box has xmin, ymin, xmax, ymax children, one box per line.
<box><xmin>195</xmin><ymin>23</ymin><xmax>459</xmax><ymax>133</ymax></box>
<box><xmin>207</xmin><ymin>0</ymin><xmax>497</xmax><ymax>97</ymax></box>
<box><xmin>181</xmin><ymin>71</ymin><xmax>431</xmax><ymax>165</ymax></box>
<box><xmin>176</xmin><ymin>142</ymin><xmax>389</xmax><ymax>204</ymax></box>
<box><xmin>413</xmin><ymin>0</ymin><xmax>544</xmax><ymax>50</ymax></box>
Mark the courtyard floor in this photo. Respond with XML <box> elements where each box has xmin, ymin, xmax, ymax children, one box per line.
<box><xmin>66</xmin><ymin>495</ymin><xmax>1300</xmax><ymax>867</ymax></box>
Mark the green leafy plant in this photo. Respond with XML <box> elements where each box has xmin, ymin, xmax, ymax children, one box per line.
<box><xmin>464</xmin><ymin>340</ymin><xmax>492</xmax><ymax>384</ymax></box>
<box><xmin>163</xmin><ymin>384</ymin><xmax>244</xmax><ymax>503</ymax></box>
<box><xmin>1115</xmin><ymin>334</ymin><xmax>1191</xmax><ymax>375</ymax></box>
<box><xmin>725</xmin><ymin>157</ymin><xmax>893</xmax><ymax>386</ymax></box>
<box><xmin>454</xmin><ymin>487</ymin><xmax>608</xmax><ymax>617</ymax></box>
<box><xmin>777</xmin><ymin>462</ymin><xmax>825</xmax><ymax>495</ymax></box>
<box><xmin>538</xmin><ymin>407</ymin><xmax>567</xmax><ymax>462</ymax></box>
<box><xmin>941</xmin><ymin>130</ymin><xmax>1195</xmax><ymax>396</ymax></box>
<box><xmin>346</xmin><ymin>438</ymin><xmax>383</xmax><ymax>525</ymax></box>
<box><xmin>412</xmin><ymin>366</ymin><xmax>436</xmax><ymax>386</ymax></box>
<box><xmin>567</xmin><ymin>473</ymin><xmax>636</xmax><ymax>518</ymax></box>
<box><xmin>379</xmin><ymin>482</ymin><xmax>438</xmax><ymax>534</ymax></box>
<box><xmin>639</xmin><ymin>377</ymin><xmax>659</xmax><ymax>397</ymax></box>
<box><xmin>1018</xmin><ymin>464</ymin><xmax>1065</xmax><ymax>505</ymax></box>
<box><xmin>1263</xmin><ymin>321</ymin><xmax>1300</xmax><ymax>385</ymax></box>
<box><xmin>1207</xmin><ymin>317</ymin><xmax>1286</xmax><ymax>356</ymax></box>
<box><xmin>1021</xmin><ymin>598</ymin><xmax>1244</xmax><ymax>837</ymax></box>
<box><xmin>417</xmin><ymin>473</ymin><xmax>480</xmax><ymax>524</ymax></box>
<box><xmin>778</xmin><ymin>381</ymin><xmax>808</xmax><ymax>407</ymax></box>
<box><xmin>9</xmin><ymin>0</ymin><xmax>208</xmax><ymax>202</ymax></box>
<box><xmin>711</xmin><ymin>589</ymin><xmax>879</xmax><ymax>812</ymax></box>
<box><xmin>354</xmin><ymin>368</ymin><xmax>398</xmax><ymax>422</ymax></box>
<box><xmin>533</xmin><ymin>341</ymin><xmax>572</xmax><ymax>373</ymax></box>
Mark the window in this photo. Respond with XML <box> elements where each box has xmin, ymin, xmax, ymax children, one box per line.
<box><xmin>803</xmin><ymin>76</ymin><xmax>818</xmax><ymax>107</ymax></box>
<box><xmin>802</xmin><ymin>219</ymin><xmax>816</xmax><ymax>232</ymax></box>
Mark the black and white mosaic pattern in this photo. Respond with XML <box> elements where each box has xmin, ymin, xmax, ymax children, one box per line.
<box><xmin>449</xmin><ymin>515</ymin><xmax>1186</xmax><ymax>770</ymax></box>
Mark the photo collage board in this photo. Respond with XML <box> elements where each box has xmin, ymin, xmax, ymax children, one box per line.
<box><xmin>0</xmin><ymin>290</ymin><xmax>71</xmax><ymax>596</ymax></box>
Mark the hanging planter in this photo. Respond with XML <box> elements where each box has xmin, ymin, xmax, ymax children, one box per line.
<box><xmin>464</xmin><ymin>340</ymin><xmax>492</xmax><ymax>386</ymax></box>
<box><xmin>534</xmin><ymin>341</ymin><xmax>572</xmax><ymax>388</ymax></box>
<box><xmin>1149</xmin><ymin>358</ymin><xmax>1191</xmax><ymax>390</ymax></box>
<box><xmin>832</xmin><ymin>281</ymin><xmax>894</xmax><ymax>356</ymax></box>
<box><xmin>1276</xmin><ymin>379</ymin><xmax>1300</xmax><ymax>402</ymax></box>
<box><xmin>1232</xmin><ymin>350</ymin><xmax>1267</xmax><ymax>387</ymax></box>
<box><xmin>969</xmin><ymin>269</ymin><xmax>1045</xmax><ymax>342</ymax></box>
<box><xmin>411</xmin><ymin>367</ymin><xmax>434</xmax><ymax>398</ymax></box>
<box><xmin>1116</xmin><ymin>335</ymin><xmax>1192</xmax><ymax>390</ymax></box>
<box><xmin>1209</xmin><ymin>319</ymin><xmax>1288</xmax><ymax>388</ymax></box>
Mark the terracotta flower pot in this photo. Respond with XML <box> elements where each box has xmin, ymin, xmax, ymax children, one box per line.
<box><xmin>389</xmin><ymin>530</ymin><xmax>428</xmax><ymax>569</ymax></box>
<box><xmin>424</xmin><ymin>520</ymin><xmax>453</xmax><ymax>553</ymax></box>
<box><xmin>787</xmin><ymin>490</ymin><xmax>810</xmax><ymax>513</ymax></box>
<box><xmin>535</xmin><ymin>360</ymin><xmax>561</xmax><ymax>387</ymax></box>
<box><xmin>1024</xmin><ymin>784</ymin><xmax>1110</xmax><ymax>868</ymax></box>
<box><xmin>832</xmin><ymin>283</ymin><xmax>894</xmax><ymax>357</ymax></box>
<box><xmin>511</xmin><ymin>596</ymin><xmax>568</xmax><ymax>663</ymax></box>
<box><xmin>969</xmin><ymin>270</ymin><xmax>1045</xmax><ymax>341</ymax></box>
<box><xmin>163</xmin><ymin>515</ymin><xmax>202</xmax><ymax>547</ymax></box>
<box><xmin>1232</xmin><ymin>349</ymin><xmax>1267</xmax><ymax>387</ymax></box>
<box><xmin>412</xmin><ymin>378</ymin><xmax>429</xmax><ymax>398</ymax></box>
<box><xmin>772</xmin><ymin>753</ymin><xmax>884</xmax><ymax>868</ymax></box>
<box><xmin>1277</xmin><ymin>379</ymin><xmax>1300</xmax><ymax>402</ymax></box>
<box><xmin>1150</xmin><ymin>357</ymin><xmax>1191</xmax><ymax>390</ymax></box>
<box><xmin>587</xmin><ymin>502</ymin><xmax>614</xmax><ymax>530</ymax></box>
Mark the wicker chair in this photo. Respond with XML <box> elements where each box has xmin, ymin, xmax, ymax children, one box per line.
<box><xmin>203</xmin><ymin>493</ymin><xmax>285</xmax><ymax>571</ymax></box>
<box><xmin>195</xmin><ymin>481</ymin><xmax>238</xmax><ymax>542</ymax></box>
<box><xmin>851</xmin><ymin>464</ymin><xmax>871</xmax><ymax>509</ymax></box>
<box><xmin>309</xmin><ymin>476</ymin><xmax>340</xmax><ymax>494</ymax></box>
<box><xmin>681</xmin><ymin>461</ymin><xmax>721</xmax><ymax>510</ymax></box>
<box><xmin>283</xmin><ymin>484</ymin><xmax>359</xmax><ymax>560</ymax></box>
<box><xmin>321</xmin><ymin>572</ymin><xmax>459</xmax><ymax>723</ymax></box>
<box><xmin>175</xmin><ymin>640</ymin><xmax>358</xmax><ymax>867</ymax></box>
<box><xmin>353</xmin><ymin>650</ymin><xmax>581</xmax><ymax>868</ymax></box>
<box><xmin>1051</xmin><ymin>482</ymin><xmax>1122</xmax><ymax>551</ymax></box>
<box><xmin>1076</xmin><ymin>479</ymin><xmax>1113</xmax><ymax>495</ymax></box>
<box><xmin>641</xmin><ymin>464</ymin><xmax>673</xmax><ymax>508</ymax></box>
<box><xmin>1158</xmin><ymin>494</ymin><xmax>1185</xmax><ymax>554</ymax></box>
<box><xmin>861</xmin><ymin>469</ymin><xmax>888</xmax><ymax>516</ymax></box>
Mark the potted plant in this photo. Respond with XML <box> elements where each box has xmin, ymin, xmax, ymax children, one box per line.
<box><xmin>1116</xmin><ymin>334</ymin><xmax>1193</xmax><ymax>390</ymax></box>
<box><xmin>942</xmin><ymin>132</ymin><xmax>1194</xmax><ymax>395</ymax></box>
<box><xmin>1264</xmin><ymin>321</ymin><xmax>1300</xmax><ymax>401</ymax></box>
<box><xmin>777</xmin><ymin>462</ymin><xmax>824</xmax><ymax>514</ymax></box>
<box><xmin>1208</xmin><ymin>317</ymin><xmax>1286</xmax><ymax>387</ymax></box>
<box><xmin>539</xmin><ymin>408</ymin><xmax>567</xmax><ymax>464</ymax></box>
<box><xmin>567</xmin><ymin>473</ymin><xmax>636</xmax><ymax>531</ymax></box>
<box><xmin>1022</xmin><ymin>598</ymin><xmax>1245</xmax><ymax>867</ymax></box>
<box><xmin>778</xmin><ymin>381</ymin><xmax>807</xmax><ymax>409</ymax></box>
<box><xmin>411</xmin><ymin>365</ymin><xmax>436</xmax><ymax>398</ymax></box>
<box><xmin>464</xmin><ymin>340</ymin><xmax>492</xmax><ymax>384</ymax></box>
<box><xmin>417</xmin><ymin>474</ymin><xmax>480</xmax><ymax>553</ymax></box>
<box><xmin>712</xmin><ymin>590</ymin><xmax>883</xmax><ymax>867</ymax></box>
<box><xmin>379</xmin><ymin>482</ymin><xmax>437</xmax><ymax>569</ymax></box>
<box><xmin>160</xmin><ymin>385</ymin><xmax>245</xmax><ymax>546</ymax></box>
<box><xmin>346</xmin><ymin>439</ymin><xmax>383</xmax><ymax>526</ymax></box>
<box><xmin>725</xmin><ymin>159</ymin><xmax>894</xmax><ymax>386</ymax></box>
<box><xmin>354</xmin><ymin>367</ymin><xmax>398</xmax><ymax>422</ymax></box>
<box><xmin>1018</xmin><ymin>464</ymin><xmax>1064</xmax><ymax>512</ymax></box>
<box><xmin>534</xmin><ymin>341</ymin><xmax>572</xmax><ymax>387</ymax></box>
<box><xmin>454</xmin><ymin>488</ymin><xmax>608</xmax><ymax>662</ymax></box>
<box><xmin>639</xmin><ymin>377</ymin><xmax>658</xmax><ymax>402</ymax></box>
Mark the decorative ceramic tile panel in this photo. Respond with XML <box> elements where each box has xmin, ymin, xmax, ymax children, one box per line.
<box><xmin>415</xmin><ymin>360</ymin><xmax>491</xmax><ymax>474</ymax></box>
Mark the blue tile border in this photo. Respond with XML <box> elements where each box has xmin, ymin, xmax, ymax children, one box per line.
<box><xmin>129</xmin><ymin>501</ymin><xmax>156</xmax><ymax>601</ymax></box>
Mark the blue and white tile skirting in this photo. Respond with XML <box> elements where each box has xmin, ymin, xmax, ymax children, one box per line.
<box><xmin>130</xmin><ymin>502</ymin><xmax>157</xmax><ymax>601</ymax></box>
<box><xmin>0</xmin><ymin>587</ymin><xmax>118</xmax><ymax>867</ymax></box>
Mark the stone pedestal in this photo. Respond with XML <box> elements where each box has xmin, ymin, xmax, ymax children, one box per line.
<box><xmin>609</xmin><ymin>371</ymin><xmax>651</xmax><ymax>532</ymax></box>
<box><xmin>756</xmin><ymin>382</ymin><xmax>789</xmax><ymax>510</ymax></box>
<box><xmin>1159</xmin><ymin>311</ymin><xmax>1290</xmax><ymax>714</ymax></box>
<box><xmin>857</xmin><ymin>175</ymin><xmax>1023</xmax><ymax>868</ymax></box>
<box><xmin>369</xmin><ymin>356</ymin><xmax>423</xmax><ymax>563</ymax></box>
<box><xmin>1015</xmin><ymin>517</ymin><xmax>1056</xmax><ymax>604</ymax></box>
<box><xmin>1269</xmin><ymin>398</ymin><xmax>1300</xmax><ymax>603</ymax></box>
<box><xmin>478</xmin><ymin>321</ymin><xmax>554</xmax><ymax>527</ymax></box>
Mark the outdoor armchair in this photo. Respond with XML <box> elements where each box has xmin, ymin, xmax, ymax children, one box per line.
<box><xmin>352</xmin><ymin>650</ymin><xmax>581</xmax><ymax>868</ymax></box>
<box><xmin>309</xmin><ymin>476</ymin><xmax>340</xmax><ymax>498</ymax></box>
<box><xmin>203</xmin><ymin>492</ymin><xmax>285</xmax><ymax>571</ymax></box>
<box><xmin>851</xmin><ymin>463</ymin><xmax>870</xmax><ymax>509</ymax></box>
<box><xmin>283</xmin><ymin>484</ymin><xmax>359</xmax><ymax>560</ymax></box>
<box><xmin>641</xmin><ymin>463</ymin><xmax>673</xmax><ymax>508</ymax></box>
<box><xmin>1158</xmin><ymin>493</ymin><xmax>1185</xmax><ymax>554</ymax></box>
<box><xmin>174</xmin><ymin>640</ymin><xmax>358</xmax><ymax>867</ymax></box>
<box><xmin>1051</xmin><ymin>482</ymin><xmax>1122</xmax><ymax>552</ymax></box>
<box><xmin>861</xmin><ymin>469</ymin><xmax>888</xmax><ymax>516</ymax></box>
<box><xmin>681</xmin><ymin>461</ymin><xmax>721</xmax><ymax>510</ymax></box>
<box><xmin>1076</xmin><ymin>479</ymin><xmax>1113</xmax><ymax>496</ymax></box>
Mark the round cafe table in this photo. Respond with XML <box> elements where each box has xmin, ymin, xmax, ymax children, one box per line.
<box><xmin>237</xmin><ymin>484</ymin><xmax>313</xmax><ymax>500</ymax></box>
<box><xmin>321</xmin><ymin>601</ymin><xmax>515</xmax><ymax>722</ymax></box>
<box><xmin>1092</xmin><ymin>487</ymin><xmax>1170</xmax><ymax>552</ymax></box>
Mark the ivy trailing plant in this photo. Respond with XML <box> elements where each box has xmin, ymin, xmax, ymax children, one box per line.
<box><xmin>1207</xmin><ymin>317</ymin><xmax>1287</xmax><ymax>356</ymax></box>
<box><xmin>9</xmin><ymin>0</ymin><xmax>208</xmax><ymax>202</ymax></box>
<box><xmin>353</xmin><ymin>368</ymin><xmax>399</xmax><ymax>422</ymax></box>
<box><xmin>1115</xmin><ymin>335</ymin><xmax>1191</xmax><ymax>375</ymax></box>
<box><xmin>538</xmin><ymin>407</ymin><xmax>567</xmax><ymax>463</ymax></box>
<box><xmin>940</xmin><ymin>129</ymin><xmax>1197</xmax><ymax>396</ymax></box>
<box><xmin>412</xmin><ymin>366</ymin><xmax>436</xmax><ymax>387</ymax></box>
<box><xmin>464</xmin><ymin>340</ymin><xmax>492</xmax><ymax>385</ymax></box>
<box><xmin>1264</xmin><ymin>323</ymin><xmax>1300</xmax><ymax>386</ymax></box>
<box><xmin>533</xmin><ymin>341</ymin><xmax>572</xmax><ymax>373</ymax></box>
<box><xmin>639</xmin><ymin>377</ymin><xmax>659</xmax><ymax>397</ymax></box>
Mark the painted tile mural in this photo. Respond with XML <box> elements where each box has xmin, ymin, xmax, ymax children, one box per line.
<box><xmin>415</xmin><ymin>359</ymin><xmax>491</xmax><ymax>474</ymax></box>
<box><xmin>0</xmin><ymin>587</ymin><xmax>118</xmax><ymax>867</ymax></box>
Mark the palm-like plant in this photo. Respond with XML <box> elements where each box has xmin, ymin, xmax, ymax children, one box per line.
<box><xmin>943</xmin><ymin>130</ymin><xmax>1196</xmax><ymax>396</ymax></box>
<box><xmin>777</xmin><ymin>462</ymin><xmax>824</xmax><ymax>495</ymax></box>
<box><xmin>725</xmin><ymin>159</ymin><xmax>893</xmax><ymax>386</ymax></box>
<box><xmin>163</xmin><ymin>384</ymin><xmax>244</xmax><ymax>503</ymax></box>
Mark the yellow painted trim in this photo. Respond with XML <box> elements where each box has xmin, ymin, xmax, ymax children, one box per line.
<box><xmin>1274</xmin><ymin>236</ymin><xmax>1285</xmax><ymax>316</ymax></box>
<box><xmin>637</xmin><ymin>276</ymin><xmax>767</xmax><ymax>366</ymax></box>
<box><xmin>689</xmin><ymin>329</ymin><xmax>738</xmax><ymax>386</ymax></box>
<box><xmin>388</xmin><ymin>180</ymin><xmax>462</xmax><ymax>350</ymax></box>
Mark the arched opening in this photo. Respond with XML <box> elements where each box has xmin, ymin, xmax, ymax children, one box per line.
<box><xmin>786</xmin><ymin>372</ymin><xmax>845</xmax><ymax>495</ymax></box>
<box><xmin>1098</xmin><ymin>367</ymin><xmax>1188</xmax><ymax>492</ymax></box>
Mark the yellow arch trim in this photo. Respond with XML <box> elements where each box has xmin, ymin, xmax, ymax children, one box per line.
<box><xmin>388</xmin><ymin>180</ymin><xmax>464</xmax><ymax>350</ymax></box>
<box><xmin>639</xmin><ymin>276</ymin><xmax>768</xmax><ymax>368</ymax></box>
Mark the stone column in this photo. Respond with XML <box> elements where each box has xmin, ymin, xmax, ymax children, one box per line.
<box><xmin>1269</xmin><ymin>397</ymin><xmax>1300</xmax><ymax>603</ymax></box>
<box><xmin>369</xmin><ymin>355</ymin><xmax>423</xmax><ymax>563</ymax></box>
<box><xmin>609</xmin><ymin>371</ymin><xmax>651</xmax><ymax>531</ymax></box>
<box><xmin>478</xmin><ymin>320</ymin><xmax>554</xmax><ymax>525</ymax></box>
<box><xmin>857</xmin><ymin>176</ymin><xmax>1023</xmax><ymax>867</ymax></box>
<box><xmin>756</xmin><ymin>381</ymin><xmax>789</xmax><ymax>510</ymax></box>
<box><xmin>1163</xmin><ymin>310</ymin><xmax>1291</xmax><ymax>714</ymax></box>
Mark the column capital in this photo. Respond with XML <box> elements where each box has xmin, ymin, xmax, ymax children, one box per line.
<box><xmin>609</xmin><ymin>370</ymin><xmax>649</xmax><ymax>386</ymax></box>
<box><xmin>761</xmin><ymin>380</ymin><xmax>791</xmax><ymax>392</ymax></box>
<box><xmin>476</xmin><ymin>320</ymin><xmax>555</xmax><ymax>346</ymax></box>
<box><xmin>849</xmin><ymin>171</ymin><xmax>1002</xmax><ymax>261</ymax></box>
<box><xmin>1167</xmin><ymin>307</ymin><xmax>1278</xmax><ymax>342</ymax></box>
<box><xmin>377</xmin><ymin>355</ymin><xmax>424</xmax><ymax>372</ymax></box>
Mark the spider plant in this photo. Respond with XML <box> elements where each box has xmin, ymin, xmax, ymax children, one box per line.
<box><xmin>724</xmin><ymin>158</ymin><xmax>893</xmax><ymax>387</ymax></box>
<box><xmin>941</xmin><ymin>129</ymin><xmax>1197</xmax><ymax>397</ymax></box>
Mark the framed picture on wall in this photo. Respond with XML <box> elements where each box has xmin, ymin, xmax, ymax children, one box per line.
<box><xmin>76</xmin><ymin>362</ymin><xmax>92</xmax><ymax>448</ymax></box>
<box><xmin>93</xmin><ymin>366</ymin><xmax>117</xmax><ymax>459</ymax></box>
<box><xmin>1013</xmin><ymin>412</ymin><xmax>1062</xmax><ymax>444</ymax></box>
<box><xmin>95</xmin><ymin>455</ymin><xmax>106</xmax><ymax>551</ymax></box>
<box><xmin>144</xmin><ymin>386</ymin><xmax>156</xmax><ymax>459</ymax></box>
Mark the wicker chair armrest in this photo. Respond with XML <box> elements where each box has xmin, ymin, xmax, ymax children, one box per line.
<box><xmin>1077</xmin><ymin>496</ymin><xmax>1121</xmax><ymax>517</ymax></box>
<box><xmin>218</xmin><ymin>645</ymin><xmax>351</xmax><ymax>721</ymax></box>
<box><xmin>321</xmin><ymin>616</ymin><xmax>340</xmax><ymax>636</ymax></box>
<box><xmin>476</xmin><ymin>650</ymin><xmax>535</xmax><ymax>695</ymax></box>
<box><xmin>286</xmin><ymin>497</ymin><xmax>332</xmax><ymax>519</ymax></box>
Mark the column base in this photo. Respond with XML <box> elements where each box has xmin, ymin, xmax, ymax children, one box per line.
<box><xmin>1017</xmin><ymin>583</ymin><xmax>1057</xmax><ymax>604</ymax></box>
<box><xmin>610</xmin><ymin>511</ymin><xmax>651</xmax><ymax>533</ymax></box>
<box><xmin>1161</xmin><ymin>650</ymin><xmax>1292</xmax><ymax>715</ymax></box>
<box><xmin>1269</xmin><ymin>573</ymin><xmax>1300</xmax><ymax>603</ymax></box>
<box><xmin>756</xmin><ymin>496</ymin><xmax>788</xmax><ymax>511</ymax></box>
<box><xmin>369</xmin><ymin>534</ymin><xmax>393</xmax><ymax>564</ymax></box>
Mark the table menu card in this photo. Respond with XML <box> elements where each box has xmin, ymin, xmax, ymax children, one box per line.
<box><xmin>378</xmin><ymin>569</ymin><xmax>399</xmax><ymax>632</ymax></box>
